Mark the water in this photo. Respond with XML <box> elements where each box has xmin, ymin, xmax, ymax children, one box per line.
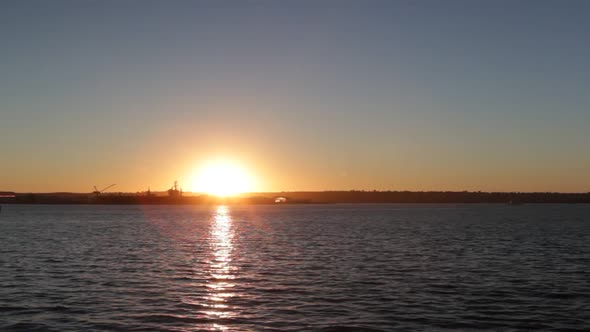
<box><xmin>0</xmin><ymin>204</ymin><xmax>589</xmax><ymax>331</ymax></box>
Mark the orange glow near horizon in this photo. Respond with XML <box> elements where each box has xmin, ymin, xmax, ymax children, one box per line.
<box><xmin>190</xmin><ymin>160</ymin><xmax>255</xmax><ymax>196</ymax></box>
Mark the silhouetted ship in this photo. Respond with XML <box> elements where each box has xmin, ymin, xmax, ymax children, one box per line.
<box><xmin>167</xmin><ymin>181</ymin><xmax>182</xmax><ymax>198</ymax></box>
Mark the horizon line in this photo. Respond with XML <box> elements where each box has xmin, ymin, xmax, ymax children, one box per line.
<box><xmin>4</xmin><ymin>190</ymin><xmax>590</xmax><ymax>195</ymax></box>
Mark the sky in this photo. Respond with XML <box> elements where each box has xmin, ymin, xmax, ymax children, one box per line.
<box><xmin>1</xmin><ymin>0</ymin><xmax>589</xmax><ymax>193</ymax></box>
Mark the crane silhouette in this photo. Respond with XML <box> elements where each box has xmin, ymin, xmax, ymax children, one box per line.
<box><xmin>92</xmin><ymin>184</ymin><xmax>116</xmax><ymax>196</ymax></box>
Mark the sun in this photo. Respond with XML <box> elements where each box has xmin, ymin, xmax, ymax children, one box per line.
<box><xmin>191</xmin><ymin>160</ymin><xmax>254</xmax><ymax>197</ymax></box>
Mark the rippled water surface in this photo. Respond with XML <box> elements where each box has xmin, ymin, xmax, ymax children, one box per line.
<box><xmin>1</xmin><ymin>204</ymin><xmax>589</xmax><ymax>331</ymax></box>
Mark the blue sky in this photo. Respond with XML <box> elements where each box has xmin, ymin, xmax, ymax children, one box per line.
<box><xmin>1</xmin><ymin>0</ymin><xmax>589</xmax><ymax>192</ymax></box>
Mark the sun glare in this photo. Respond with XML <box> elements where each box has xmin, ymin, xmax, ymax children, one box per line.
<box><xmin>192</xmin><ymin>161</ymin><xmax>254</xmax><ymax>197</ymax></box>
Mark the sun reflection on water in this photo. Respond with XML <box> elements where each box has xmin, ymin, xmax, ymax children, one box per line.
<box><xmin>202</xmin><ymin>205</ymin><xmax>237</xmax><ymax>328</ymax></box>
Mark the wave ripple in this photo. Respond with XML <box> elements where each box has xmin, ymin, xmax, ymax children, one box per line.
<box><xmin>1</xmin><ymin>204</ymin><xmax>589</xmax><ymax>331</ymax></box>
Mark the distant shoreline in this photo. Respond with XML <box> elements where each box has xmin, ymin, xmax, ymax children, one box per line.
<box><xmin>2</xmin><ymin>191</ymin><xmax>590</xmax><ymax>204</ymax></box>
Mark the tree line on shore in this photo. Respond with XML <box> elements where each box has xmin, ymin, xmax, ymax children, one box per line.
<box><xmin>2</xmin><ymin>190</ymin><xmax>590</xmax><ymax>204</ymax></box>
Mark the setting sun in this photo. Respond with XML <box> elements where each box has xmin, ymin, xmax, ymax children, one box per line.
<box><xmin>191</xmin><ymin>160</ymin><xmax>254</xmax><ymax>197</ymax></box>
